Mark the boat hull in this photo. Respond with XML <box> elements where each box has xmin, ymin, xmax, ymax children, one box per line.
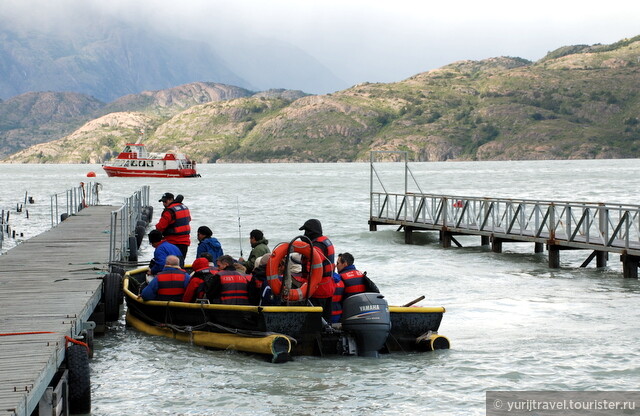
<box><xmin>123</xmin><ymin>268</ymin><xmax>449</xmax><ymax>360</ymax></box>
<box><xmin>103</xmin><ymin>166</ymin><xmax>198</xmax><ymax>178</ymax></box>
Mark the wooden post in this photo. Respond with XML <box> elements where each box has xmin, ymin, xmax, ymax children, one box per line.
<box><xmin>534</xmin><ymin>242</ymin><xmax>544</xmax><ymax>253</ymax></box>
<box><xmin>405</xmin><ymin>226</ymin><xmax>413</xmax><ymax>244</ymax></box>
<box><xmin>548</xmin><ymin>245</ymin><xmax>560</xmax><ymax>268</ymax></box>
<box><xmin>481</xmin><ymin>236</ymin><xmax>490</xmax><ymax>246</ymax></box>
<box><xmin>596</xmin><ymin>251</ymin><xmax>608</xmax><ymax>268</ymax></box>
<box><xmin>441</xmin><ymin>231</ymin><xmax>452</xmax><ymax>248</ymax></box>
<box><xmin>621</xmin><ymin>254</ymin><xmax>639</xmax><ymax>279</ymax></box>
<box><xmin>491</xmin><ymin>237</ymin><xmax>502</xmax><ymax>253</ymax></box>
<box><xmin>368</xmin><ymin>220</ymin><xmax>377</xmax><ymax>231</ymax></box>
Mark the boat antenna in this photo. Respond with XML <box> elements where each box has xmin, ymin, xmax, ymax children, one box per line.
<box><xmin>236</xmin><ymin>197</ymin><xmax>243</xmax><ymax>257</ymax></box>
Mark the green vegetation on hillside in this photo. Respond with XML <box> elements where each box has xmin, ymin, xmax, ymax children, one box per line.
<box><xmin>3</xmin><ymin>36</ymin><xmax>640</xmax><ymax>163</ymax></box>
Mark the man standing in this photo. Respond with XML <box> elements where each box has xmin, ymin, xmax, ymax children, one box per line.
<box><xmin>299</xmin><ymin>219</ymin><xmax>335</xmax><ymax>267</ymax></box>
<box><xmin>141</xmin><ymin>255</ymin><xmax>190</xmax><ymax>301</ymax></box>
<box><xmin>299</xmin><ymin>219</ymin><xmax>336</xmax><ymax>322</ymax></box>
<box><xmin>155</xmin><ymin>192</ymin><xmax>191</xmax><ymax>258</ymax></box>
<box><xmin>240</xmin><ymin>229</ymin><xmax>270</xmax><ymax>274</ymax></box>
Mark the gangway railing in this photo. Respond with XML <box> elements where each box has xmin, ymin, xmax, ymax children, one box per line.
<box><xmin>368</xmin><ymin>151</ymin><xmax>640</xmax><ymax>276</ymax></box>
<box><xmin>108</xmin><ymin>186</ymin><xmax>150</xmax><ymax>265</ymax></box>
<box><xmin>371</xmin><ymin>192</ymin><xmax>640</xmax><ymax>255</ymax></box>
<box><xmin>50</xmin><ymin>182</ymin><xmax>102</xmax><ymax>227</ymax></box>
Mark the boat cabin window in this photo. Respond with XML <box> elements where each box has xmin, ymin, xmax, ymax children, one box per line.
<box><xmin>122</xmin><ymin>145</ymin><xmax>131</xmax><ymax>153</ymax></box>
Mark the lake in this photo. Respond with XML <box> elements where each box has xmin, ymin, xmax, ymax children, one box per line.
<box><xmin>1</xmin><ymin>159</ymin><xmax>639</xmax><ymax>415</ymax></box>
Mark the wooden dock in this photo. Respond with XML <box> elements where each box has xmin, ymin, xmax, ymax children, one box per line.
<box><xmin>0</xmin><ymin>205</ymin><xmax>116</xmax><ymax>416</ymax></box>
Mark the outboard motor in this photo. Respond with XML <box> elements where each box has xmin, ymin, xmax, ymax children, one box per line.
<box><xmin>341</xmin><ymin>293</ymin><xmax>391</xmax><ymax>358</ymax></box>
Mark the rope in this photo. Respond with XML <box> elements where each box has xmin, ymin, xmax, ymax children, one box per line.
<box><xmin>65</xmin><ymin>335</ymin><xmax>91</xmax><ymax>354</ymax></box>
<box><xmin>0</xmin><ymin>332</ymin><xmax>91</xmax><ymax>354</ymax></box>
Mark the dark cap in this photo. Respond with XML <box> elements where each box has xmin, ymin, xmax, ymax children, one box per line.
<box><xmin>159</xmin><ymin>192</ymin><xmax>174</xmax><ymax>202</ymax></box>
<box><xmin>197</xmin><ymin>226</ymin><xmax>212</xmax><ymax>237</ymax></box>
<box><xmin>299</xmin><ymin>219</ymin><xmax>322</xmax><ymax>233</ymax></box>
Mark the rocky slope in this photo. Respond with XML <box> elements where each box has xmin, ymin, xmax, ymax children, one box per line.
<box><xmin>0</xmin><ymin>82</ymin><xmax>257</xmax><ymax>160</ymax></box>
<box><xmin>4</xmin><ymin>36</ymin><xmax>640</xmax><ymax>163</ymax></box>
<box><xmin>0</xmin><ymin>92</ymin><xmax>104</xmax><ymax>158</ymax></box>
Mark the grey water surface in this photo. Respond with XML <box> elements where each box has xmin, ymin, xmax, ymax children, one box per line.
<box><xmin>1</xmin><ymin>160</ymin><xmax>639</xmax><ymax>415</ymax></box>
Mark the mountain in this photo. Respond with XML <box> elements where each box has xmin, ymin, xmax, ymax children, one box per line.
<box><xmin>0</xmin><ymin>20</ymin><xmax>250</xmax><ymax>102</ymax></box>
<box><xmin>3</xmin><ymin>36</ymin><xmax>640</xmax><ymax>163</ymax></box>
<box><xmin>99</xmin><ymin>82</ymin><xmax>256</xmax><ymax>117</ymax></box>
<box><xmin>0</xmin><ymin>11</ymin><xmax>346</xmax><ymax>102</ymax></box>
<box><xmin>0</xmin><ymin>91</ymin><xmax>104</xmax><ymax>158</ymax></box>
<box><xmin>0</xmin><ymin>82</ymin><xmax>260</xmax><ymax>158</ymax></box>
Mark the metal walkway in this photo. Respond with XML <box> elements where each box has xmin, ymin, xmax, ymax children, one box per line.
<box><xmin>368</xmin><ymin>152</ymin><xmax>640</xmax><ymax>277</ymax></box>
<box><xmin>0</xmin><ymin>205</ymin><xmax>115</xmax><ymax>416</ymax></box>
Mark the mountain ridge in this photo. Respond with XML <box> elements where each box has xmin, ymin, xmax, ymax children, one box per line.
<box><xmin>2</xmin><ymin>35</ymin><xmax>640</xmax><ymax>163</ymax></box>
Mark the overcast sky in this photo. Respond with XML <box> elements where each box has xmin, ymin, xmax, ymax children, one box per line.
<box><xmin>4</xmin><ymin>0</ymin><xmax>640</xmax><ymax>90</ymax></box>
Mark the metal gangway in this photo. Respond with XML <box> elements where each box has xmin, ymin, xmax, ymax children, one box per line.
<box><xmin>368</xmin><ymin>151</ymin><xmax>640</xmax><ymax>278</ymax></box>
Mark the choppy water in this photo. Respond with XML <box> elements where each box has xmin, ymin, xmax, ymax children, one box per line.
<box><xmin>2</xmin><ymin>160</ymin><xmax>640</xmax><ymax>415</ymax></box>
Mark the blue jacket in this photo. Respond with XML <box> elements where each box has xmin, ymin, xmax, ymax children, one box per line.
<box><xmin>196</xmin><ymin>237</ymin><xmax>224</xmax><ymax>263</ymax></box>
<box><xmin>150</xmin><ymin>241</ymin><xmax>183</xmax><ymax>275</ymax></box>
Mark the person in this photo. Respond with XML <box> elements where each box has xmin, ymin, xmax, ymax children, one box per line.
<box><xmin>196</xmin><ymin>226</ymin><xmax>224</xmax><ymax>263</ymax></box>
<box><xmin>307</xmin><ymin>245</ymin><xmax>335</xmax><ymax>322</ymax></box>
<box><xmin>147</xmin><ymin>229</ymin><xmax>183</xmax><ymax>276</ymax></box>
<box><xmin>182</xmin><ymin>257</ymin><xmax>215</xmax><ymax>302</ymax></box>
<box><xmin>336</xmin><ymin>252</ymin><xmax>378</xmax><ymax>300</ymax></box>
<box><xmin>299</xmin><ymin>219</ymin><xmax>335</xmax><ymax>267</ymax></box>
<box><xmin>239</xmin><ymin>229</ymin><xmax>270</xmax><ymax>274</ymax></box>
<box><xmin>330</xmin><ymin>272</ymin><xmax>345</xmax><ymax>324</ymax></box>
<box><xmin>299</xmin><ymin>219</ymin><xmax>336</xmax><ymax>321</ymax></box>
<box><xmin>141</xmin><ymin>255</ymin><xmax>190</xmax><ymax>301</ymax></box>
<box><xmin>288</xmin><ymin>253</ymin><xmax>305</xmax><ymax>288</ymax></box>
<box><xmin>248</xmin><ymin>255</ymin><xmax>280</xmax><ymax>306</ymax></box>
<box><xmin>205</xmin><ymin>255</ymin><xmax>250</xmax><ymax>305</ymax></box>
<box><xmin>199</xmin><ymin>252</ymin><xmax>217</xmax><ymax>270</ymax></box>
<box><xmin>155</xmin><ymin>192</ymin><xmax>191</xmax><ymax>258</ymax></box>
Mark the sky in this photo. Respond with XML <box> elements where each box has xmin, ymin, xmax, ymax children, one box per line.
<box><xmin>3</xmin><ymin>0</ymin><xmax>640</xmax><ymax>91</ymax></box>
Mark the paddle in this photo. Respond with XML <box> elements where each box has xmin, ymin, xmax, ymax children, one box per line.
<box><xmin>402</xmin><ymin>295</ymin><xmax>425</xmax><ymax>307</ymax></box>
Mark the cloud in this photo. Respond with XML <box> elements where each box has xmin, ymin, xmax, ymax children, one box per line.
<box><xmin>2</xmin><ymin>0</ymin><xmax>639</xmax><ymax>90</ymax></box>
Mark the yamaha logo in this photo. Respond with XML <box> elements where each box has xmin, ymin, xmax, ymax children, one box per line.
<box><xmin>359</xmin><ymin>305</ymin><xmax>380</xmax><ymax>312</ymax></box>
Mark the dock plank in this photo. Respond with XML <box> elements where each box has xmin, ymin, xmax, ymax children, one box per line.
<box><xmin>0</xmin><ymin>205</ymin><xmax>117</xmax><ymax>416</ymax></box>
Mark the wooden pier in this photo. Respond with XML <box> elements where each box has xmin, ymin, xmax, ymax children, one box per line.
<box><xmin>369</xmin><ymin>152</ymin><xmax>640</xmax><ymax>278</ymax></box>
<box><xmin>0</xmin><ymin>205</ymin><xmax>117</xmax><ymax>416</ymax></box>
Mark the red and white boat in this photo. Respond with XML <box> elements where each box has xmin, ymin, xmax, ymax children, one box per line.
<box><xmin>102</xmin><ymin>141</ymin><xmax>199</xmax><ymax>178</ymax></box>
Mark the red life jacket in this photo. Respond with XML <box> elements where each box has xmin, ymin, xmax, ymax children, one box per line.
<box><xmin>340</xmin><ymin>269</ymin><xmax>366</xmax><ymax>299</ymax></box>
<box><xmin>331</xmin><ymin>279</ymin><xmax>345</xmax><ymax>322</ymax></box>
<box><xmin>218</xmin><ymin>270</ymin><xmax>250</xmax><ymax>305</ymax></box>
<box><xmin>314</xmin><ymin>236</ymin><xmax>335</xmax><ymax>267</ymax></box>
<box><xmin>182</xmin><ymin>276</ymin><xmax>205</xmax><ymax>302</ymax></box>
<box><xmin>303</xmin><ymin>246</ymin><xmax>334</xmax><ymax>299</ymax></box>
<box><xmin>163</xmin><ymin>203</ymin><xmax>191</xmax><ymax>237</ymax></box>
<box><xmin>156</xmin><ymin>268</ymin><xmax>187</xmax><ymax>301</ymax></box>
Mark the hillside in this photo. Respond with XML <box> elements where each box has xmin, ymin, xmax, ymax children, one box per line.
<box><xmin>4</xmin><ymin>36</ymin><xmax>640</xmax><ymax>163</ymax></box>
<box><xmin>0</xmin><ymin>82</ymin><xmax>257</xmax><ymax>159</ymax></box>
<box><xmin>0</xmin><ymin>92</ymin><xmax>104</xmax><ymax>158</ymax></box>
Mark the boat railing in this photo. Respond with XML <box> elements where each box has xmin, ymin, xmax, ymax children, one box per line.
<box><xmin>49</xmin><ymin>181</ymin><xmax>102</xmax><ymax>227</ymax></box>
<box><xmin>108</xmin><ymin>185</ymin><xmax>150</xmax><ymax>265</ymax></box>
